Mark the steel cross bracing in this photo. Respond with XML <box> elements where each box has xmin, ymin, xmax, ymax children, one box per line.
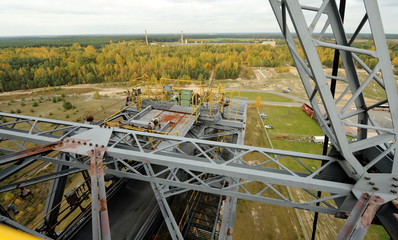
<box><xmin>0</xmin><ymin>113</ymin><xmax>363</xmax><ymax>236</ymax></box>
<box><xmin>0</xmin><ymin>111</ymin><xmax>397</xmax><ymax>238</ymax></box>
<box><xmin>0</xmin><ymin>113</ymin><xmax>356</xmax><ymax>204</ymax></box>
<box><xmin>269</xmin><ymin>0</ymin><xmax>398</xmax><ymax>184</ymax></box>
<box><xmin>0</xmin><ymin>113</ymin><xmax>395</xmax><ymax>239</ymax></box>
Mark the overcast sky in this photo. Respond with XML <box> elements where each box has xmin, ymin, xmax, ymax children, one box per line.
<box><xmin>0</xmin><ymin>0</ymin><xmax>397</xmax><ymax>37</ymax></box>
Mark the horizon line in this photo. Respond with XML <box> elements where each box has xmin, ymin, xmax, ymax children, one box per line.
<box><xmin>1</xmin><ymin>32</ymin><xmax>396</xmax><ymax>39</ymax></box>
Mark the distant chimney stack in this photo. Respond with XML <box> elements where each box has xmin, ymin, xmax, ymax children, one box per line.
<box><xmin>181</xmin><ymin>31</ymin><xmax>184</xmax><ymax>44</ymax></box>
<box><xmin>145</xmin><ymin>30</ymin><xmax>149</xmax><ymax>46</ymax></box>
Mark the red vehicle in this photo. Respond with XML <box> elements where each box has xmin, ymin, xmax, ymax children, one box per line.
<box><xmin>301</xmin><ymin>103</ymin><xmax>316</xmax><ymax>120</ymax></box>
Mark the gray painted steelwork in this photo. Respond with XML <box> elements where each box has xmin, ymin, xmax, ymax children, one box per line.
<box><xmin>0</xmin><ymin>113</ymin><xmax>352</xmax><ymax>238</ymax></box>
<box><xmin>0</xmin><ymin>0</ymin><xmax>398</xmax><ymax>239</ymax></box>
<box><xmin>269</xmin><ymin>0</ymin><xmax>398</xmax><ymax>180</ymax></box>
<box><xmin>269</xmin><ymin>0</ymin><xmax>398</xmax><ymax>238</ymax></box>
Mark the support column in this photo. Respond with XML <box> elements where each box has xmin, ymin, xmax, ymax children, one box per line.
<box><xmin>219</xmin><ymin>179</ymin><xmax>237</xmax><ymax>240</ymax></box>
<box><xmin>336</xmin><ymin>193</ymin><xmax>384</xmax><ymax>240</ymax></box>
<box><xmin>90</xmin><ymin>147</ymin><xmax>111</xmax><ymax>240</ymax></box>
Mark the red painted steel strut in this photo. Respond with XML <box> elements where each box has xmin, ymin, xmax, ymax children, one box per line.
<box><xmin>89</xmin><ymin>147</ymin><xmax>111</xmax><ymax>240</ymax></box>
<box><xmin>336</xmin><ymin>193</ymin><xmax>384</xmax><ymax>240</ymax></box>
<box><xmin>0</xmin><ymin>141</ymin><xmax>62</xmax><ymax>164</ymax></box>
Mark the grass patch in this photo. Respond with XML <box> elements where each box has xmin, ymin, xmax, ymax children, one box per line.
<box><xmin>272</xmin><ymin>140</ymin><xmax>323</xmax><ymax>154</ymax></box>
<box><xmin>227</xmin><ymin>91</ymin><xmax>297</xmax><ymax>102</ymax></box>
<box><xmin>235</xmin><ymin>105</ymin><xmax>307</xmax><ymax>240</ymax></box>
<box><xmin>259</xmin><ymin>105</ymin><xmax>324</xmax><ymax>136</ymax></box>
<box><xmin>0</xmin><ymin>94</ymin><xmax>123</xmax><ymax>123</ymax></box>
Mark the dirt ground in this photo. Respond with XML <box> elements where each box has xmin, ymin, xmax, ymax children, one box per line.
<box><xmin>214</xmin><ymin>66</ymin><xmax>382</xmax><ymax>108</ymax></box>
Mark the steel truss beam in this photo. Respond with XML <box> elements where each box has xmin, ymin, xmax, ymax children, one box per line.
<box><xmin>0</xmin><ymin>114</ymin><xmax>357</xmax><ymax>214</ymax></box>
<box><xmin>268</xmin><ymin>0</ymin><xmax>398</xmax><ymax>183</ymax></box>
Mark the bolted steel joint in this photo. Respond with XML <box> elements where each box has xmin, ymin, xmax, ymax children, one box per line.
<box><xmin>369</xmin><ymin>182</ymin><xmax>375</xmax><ymax>186</ymax></box>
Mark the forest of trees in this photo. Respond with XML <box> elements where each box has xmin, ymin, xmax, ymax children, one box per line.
<box><xmin>0</xmin><ymin>39</ymin><xmax>398</xmax><ymax>92</ymax></box>
<box><xmin>0</xmin><ymin>41</ymin><xmax>294</xmax><ymax>91</ymax></box>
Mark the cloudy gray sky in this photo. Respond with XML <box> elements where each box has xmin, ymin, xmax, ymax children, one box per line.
<box><xmin>0</xmin><ymin>0</ymin><xmax>397</xmax><ymax>36</ymax></box>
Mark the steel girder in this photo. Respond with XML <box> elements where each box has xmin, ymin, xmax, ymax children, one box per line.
<box><xmin>268</xmin><ymin>0</ymin><xmax>398</xmax><ymax>186</ymax></box>
<box><xmin>336</xmin><ymin>193</ymin><xmax>384</xmax><ymax>240</ymax></box>
<box><xmin>0</xmin><ymin>113</ymin><xmax>354</xmax><ymax>215</ymax></box>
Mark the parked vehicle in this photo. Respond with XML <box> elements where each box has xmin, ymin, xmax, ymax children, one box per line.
<box><xmin>283</xmin><ymin>88</ymin><xmax>292</xmax><ymax>93</ymax></box>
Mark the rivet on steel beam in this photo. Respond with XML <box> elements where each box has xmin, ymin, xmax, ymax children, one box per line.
<box><xmin>66</xmin><ymin>139</ymin><xmax>69</xmax><ymax>143</ymax></box>
<box><xmin>364</xmin><ymin>176</ymin><xmax>371</xmax><ymax>180</ymax></box>
<box><xmin>95</xmin><ymin>144</ymin><xmax>98</xmax><ymax>147</ymax></box>
<box><xmin>72</xmin><ymin>140</ymin><xmax>75</xmax><ymax>143</ymax></box>
<box><xmin>375</xmin><ymin>195</ymin><xmax>381</xmax><ymax>199</ymax></box>
<box><xmin>391</xmin><ymin>190</ymin><xmax>397</xmax><ymax>194</ymax></box>
<box><xmin>101</xmin><ymin>145</ymin><xmax>105</xmax><ymax>148</ymax></box>
<box><xmin>78</xmin><ymin>141</ymin><xmax>81</xmax><ymax>144</ymax></box>
<box><xmin>392</xmin><ymin>184</ymin><xmax>398</xmax><ymax>188</ymax></box>
<box><xmin>89</xmin><ymin>143</ymin><xmax>93</xmax><ymax>146</ymax></box>
<box><xmin>372</xmin><ymin>187</ymin><xmax>379</xmax><ymax>191</ymax></box>
<box><xmin>393</xmin><ymin>177</ymin><xmax>398</xmax><ymax>181</ymax></box>
<box><xmin>369</xmin><ymin>182</ymin><xmax>375</xmax><ymax>186</ymax></box>
<box><xmin>84</xmin><ymin>142</ymin><xmax>87</xmax><ymax>145</ymax></box>
<box><xmin>91</xmin><ymin>150</ymin><xmax>94</xmax><ymax>153</ymax></box>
